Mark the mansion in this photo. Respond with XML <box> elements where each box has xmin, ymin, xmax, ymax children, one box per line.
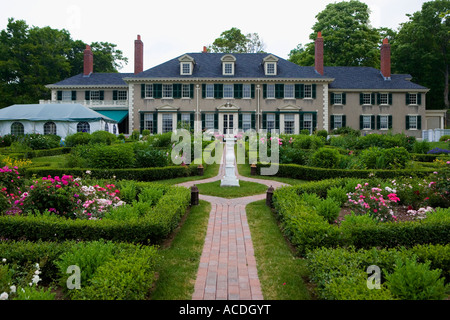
<box><xmin>43</xmin><ymin>34</ymin><xmax>429</xmax><ymax>138</ymax></box>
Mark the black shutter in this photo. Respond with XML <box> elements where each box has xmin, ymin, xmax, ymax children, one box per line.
<box><xmin>299</xmin><ymin>113</ymin><xmax>304</xmax><ymax>131</ymax></box>
<box><xmin>295</xmin><ymin>84</ymin><xmax>303</xmax><ymax>99</ymax></box>
<box><xmin>275</xmin><ymin>113</ymin><xmax>280</xmax><ymax>130</ymax></box>
<box><xmin>214</xmin><ymin>84</ymin><xmax>223</xmax><ymax>99</ymax></box>
<box><xmin>71</xmin><ymin>91</ymin><xmax>77</xmax><ymax>101</ymax></box>
<box><xmin>406</xmin><ymin>93</ymin><xmax>410</xmax><ymax>105</ymax></box>
<box><xmin>330</xmin><ymin>115</ymin><xmax>335</xmax><ymax>130</ymax></box>
<box><xmin>201</xmin><ymin>113</ymin><xmax>206</xmax><ymax>130</ymax></box>
<box><xmin>263</xmin><ymin>84</ymin><xmax>267</xmax><ymax>99</ymax></box>
<box><xmin>238</xmin><ymin>113</ymin><xmax>243</xmax><ymax>129</ymax></box>
<box><xmin>388</xmin><ymin>115</ymin><xmax>393</xmax><ymax>129</ymax></box>
<box><xmin>360</xmin><ymin>93</ymin><xmax>364</xmax><ymax>105</ymax></box>
<box><xmin>360</xmin><ymin>116</ymin><xmax>364</xmax><ymax>130</ymax></box>
<box><xmin>153</xmin><ymin>113</ymin><xmax>158</xmax><ymax>134</ymax></box>
<box><xmin>99</xmin><ymin>90</ymin><xmax>104</xmax><ymax>101</ymax></box>
<box><xmin>371</xmin><ymin>93</ymin><xmax>375</xmax><ymax>105</ymax></box>
<box><xmin>330</xmin><ymin>93</ymin><xmax>335</xmax><ymax>105</ymax></box>
<box><xmin>342</xmin><ymin>93</ymin><xmax>347</xmax><ymax>105</ymax></box>
<box><xmin>342</xmin><ymin>115</ymin><xmax>347</xmax><ymax>127</ymax></box>
<box><xmin>376</xmin><ymin>115</ymin><xmax>381</xmax><ymax>130</ymax></box>
<box><xmin>371</xmin><ymin>115</ymin><xmax>375</xmax><ymax>130</ymax></box>
<box><xmin>262</xmin><ymin>113</ymin><xmax>267</xmax><ymax>129</ymax></box>
<box><xmin>406</xmin><ymin>115</ymin><xmax>410</xmax><ymax>130</ymax></box>
<box><xmin>190</xmin><ymin>113</ymin><xmax>195</xmax><ymax>131</ymax></box>
<box><xmin>275</xmin><ymin>84</ymin><xmax>284</xmax><ymax>99</ymax></box>
<box><xmin>154</xmin><ymin>84</ymin><xmax>162</xmax><ymax>99</ymax></box>
<box><xmin>234</xmin><ymin>84</ymin><xmax>243</xmax><ymax>99</ymax></box>
<box><xmin>190</xmin><ymin>84</ymin><xmax>195</xmax><ymax>98</ymax></box>
<box><xmin>85</xmin><ymin>91</ymin><xmax>90</xmax><ymax>101</ymax></box>
<box><xmin>388</xmin><ymin>93</ymin><xmax>393</xmax><ymax>105</ymax></box>
<box><xmin>214</xmin><ymin>113</ymin><xmax>218</xmax><ymax>129</ymax></box>
<box><xmin>113</xmin><ymin>90</ymin><xmax>118</xmax><ymax>101</ymax></box>
<box><xmin>141</xmin><ymin>84</ymin><xmax>146</xmax><ymax>98</ymax></box>
<box><xmin>251</xmin><ymin>113</ymin><xmax>256</xmax><ymax>129</ymax></box>
<box><xmin>251</xmin><ymin>84</ymin><xmax>255</xmax><ymax>99</ymax></box>
<box><xmin>417</xmin><ymin>115</ymin><xmax>422</xmax><ymax>130</ymax></box>
<box><xmin>377</xmin><ymin>93</ymin><xmax>381</xmax><ymax>105</ymax></box>
<box><xmin>202</xmin><ymin>84</ymin><xmax>206</xmax><ymax>99</ymax></box>
<box><xmin>313</xmin><ymin>113</ymin><xmax>317</xmax><ymax>131</ymax></box>
<box><xmin>418</xmin><ymin>94</ymin><xmax>422</xmax><ymax>105</ymax></box>
<box><xmin>57</xmin><ymin>91</ymin><xmax>62</xmax><ymax>101</ymax></box>
<box><xmin>312</xmin><ymin>84</ymin><xmax>317</xmax><ymax>99</ymax></box>
<box><xmin>173</xmin><ymin>84</ymin><xmax>182</xmax><ymax>99</ymax></box>
<box><xmin>140</xmin><ymin>113</ymin><xmax>144</xmax><ymax>133</ymax></box>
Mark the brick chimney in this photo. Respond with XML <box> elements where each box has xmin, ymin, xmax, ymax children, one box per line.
<box><xmin>83</xmin><ymin>45</ymin><xmax>93</xmax><ymax>76</ymax></box>
<box><xmin>135</xmin><ymin>35</ymin><xmax>144</xmax><ymax>74</ymax></box>
<box><xmin>380</xmin><ymin>38</ymin><xmax>391</xmax><ymax>80</ymax></box>
<box><xmin>315</xmin><ymin>32</ymin><xmax>324</xmax><ymax>76</ymax></box>
<box><xmin>202</xmin><ymin>46</ymin><xmax>207</xmax><ymax>53</ymax></box>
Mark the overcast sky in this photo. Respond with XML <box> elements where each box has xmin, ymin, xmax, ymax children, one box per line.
<box><xmin>1</xmin><ymin>0</ymin><xmax>428</xmax><ymax>73</ymax></box>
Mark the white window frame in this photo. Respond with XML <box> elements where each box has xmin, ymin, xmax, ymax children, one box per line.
<box><xmin>333</xmin><ymin>115</ymin><xmax>343</xmax><ymax>129</ymax></box>
<box><xmin>243</xmin><ymin>84</ymin><xmax>251</xmax><ymax>99</ymax></box>
<box><xmin>242</xmin><ymin>113</ymin><xmax>252</xmax><ymax>132</ymax></box>
<box><xmin>284</xmin><ymin>84</ymin><xmax>295</xmax><ymax>99</ymax></box>
<box><xmin>266</xmin><ymin>114</ymin><xmax>275</xmax><ymax>133</ymax></box>
<box><xmin>408</xmin><ymin>93</ymin><xmax>418</xmax><ymax>105</ymax></box>
<box><xmin>333</xmin><ymin>93</ymin><xmax>343</xmax><ymax>105</ymax></box>
<box><xmin>145</xmin><ymin>84</ymin><xmax>153</xmax><ymax>98</ymax></box>
<box><xmin>223</xmin><ymin>62</ymin><xmax>234</xmax><ymax>75</ymax></box>
<box><xmin>265</xmin><ymin>62</ymin><xmax>276</xmax><ymax>75</ymax></box>
<box><xmin>117</xmin><ymin>90</ymin><xmax>127</xmax><ymax>101</ymax></box>
<box><xmin>181</xmin><ymin>63</ymin><xmax>192</xmax><ymax>75</ymax></box>
<box><xmin>362</xmin><ymin>93</ymin><xmax>372</xmax><ymax>105</ymax></box>
<box><xmin>62</xmin><ymin>91</ymin><xmax>72</xmax><ymax>101</ymax></box>
<box><xmin>223</xmin><ymin>84</ymin><xmax>234</xmax><ymax>99</ymax></box>
<box><xmin>181</xmin><ymin>113</ymin><xmax>190</xmax><ymax>125</ymax></box>
<box><xmin>408</xmin><ymin>115</ymin><xmax>418</xmax><ymax>130</ymax></box>
<box><xmin>266</xmin><ymin>84</ymin><xmax>275</xmax><ymax>99</ymax></box>
<box><xmin>44</xmin><ymin>122</ymin><xmax>57</xmax><ymax>135</ymax></box>
<box><xmin>77</xmin><ymin>122</ymin><xmax>90</xmax><ymax>133</ymax></box>
<box><xmin>205</xmin><ymin>114</ymin><xmax>215</xmax><ymax>130</ymax></box>
<box><xmin>90</xmin><ymin>91</ymin><xmax>100</xmax><ymax>101</ymax></box>
<box><xmin>284</xmin><ymin>114</ymin><xmax>295</xmax><ymax>134</ymax></box>
<box><xmin>379</xmin><ymin>93</ymin><xmax>389</xmax><ymax>105</ymax></box>
<box><xmin>363</xmin><ymin>115</ymin><xmax>372</xmax><ymax>130</ymax></box>
<box><xmin>182</xmin><ymin>84</ymin><xmax>191</xmax><ymax>98</ymax></box>
<box><xmin>162</xmin><ymin>114</ymin><xmax>173</xmax><ymax>133</ymax></box>
<box><xmin>304</xmin><ymin>84</ymin><xmax>313</xmax><ymax>99</ymax></box>
<box><xmin>144</xmin><ymin>113</ymin><xmax>153</xmax><ymax>132</ymax></box>
<box><xmin>11</xmin><ymin>122</ymin><xmax>24</xmax><ymax>136</ymax></box>
<box><xmin>379</xmin><ymin>115</ymin><xmax>389</xmax><ymax>130</ymax></box>
<box><xmin>206</xmin><ymin>84</ymin><xmax>214</xmax><ymax>99</ymax></box>
<box><xmin>162</xmin><ymin>84</ymin><xmax>173</xmax><ymax>99</ymax></box>
<box><xmin>303</xmin><ymin>113</ymin><xmax>313</xmax><ymax>134</ymax></box>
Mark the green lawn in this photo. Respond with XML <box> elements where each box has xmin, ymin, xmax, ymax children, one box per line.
<box><xmin>246</xmin><ymin>200</ymin><xmax>312</xmax><ymax>300</ymax></box>
<box><xmin>151</xmin><ymin>200</ymin><xmax>211</xmax><ymax>300</ymax></box>
<box><xmin>237</xmin><ymin>163</ymin><xmax>307</xmax><ymax>186</ymax></box>
<box><xmin>196</xmin><ymin>180</ymin><xmax>268</xmax><ymax>198</ymax></box>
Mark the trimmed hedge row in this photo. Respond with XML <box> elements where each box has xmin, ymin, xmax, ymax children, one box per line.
<box><xmin>257</xmin><ymin>163</ymin><xmax>434</xmax><ymax>181</ymax></box>
<box><xmin>0</xmin><ymin>186</ymin><xmax>191</xmax><ymax>244</ymax></box>
<box><xmin>272</xmin><ymin>181</ymin><xmax>450</xmax><ymax>256</ymax></box>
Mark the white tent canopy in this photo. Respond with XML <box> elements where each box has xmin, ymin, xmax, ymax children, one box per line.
<box><xmin>0</xmin><ymin>104</ymin><xmax>118</xmax><ymax>139</ymax></box>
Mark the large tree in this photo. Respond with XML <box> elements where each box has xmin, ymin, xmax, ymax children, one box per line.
<box><xmin>208</xmin><ymin>27</ymin><xmax>265</xmax><ymax>53</ymax></box>
<box><xmin>288</xmin><ymin>0</ymin><xmax>381</xmax><ymax>68</ymax></box>
<box><xmin>392</xmin><ymin>0</ymin><xmax>449</xmax><ymax>113</ymax></box>
<box><xmin>0</xmin><ymin>18</ymin><xmax>128</xmax><ymax>108</ymax></box>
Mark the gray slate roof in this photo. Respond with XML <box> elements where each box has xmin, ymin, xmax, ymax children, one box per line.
<box><xmin>48</xmin><ymin>53</ymin><xmax>428</xmax><ymax>91</ymax></box>
<box><xmin>49</xmin><ymin>73</ymin><xmax>133</xmax><ymax>87</ymax></box>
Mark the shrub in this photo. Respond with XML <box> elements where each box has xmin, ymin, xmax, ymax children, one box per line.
<box><xmin>134</xmin><ymin>148</ymin><xmax>169</xmax><ymax>168</ymax></box>
<box><xmin>279</xmin><ymin>147</ymin><xmax>309</xmax><ymax>165</ymax></box>
<box><xmin>86</xmin><ymin>144</ymin><xmax>135</xmax><ymax>169</ymax></box>
<box><xmin>439</xmin><ymin>135</ymin><xmax>450</xmax><ymax>142</ymax></box>
<box><xmin>385</xmin><ymin>257</ymin><xmax>449</xmax><ymax>300</ymax></box>
<box><xmin>19</xmin><ymin>134</ymin><xmax>61</xmax><ymax>150</ymax></box>
<box><xmin>147</xmin><ymin>132</ymin><xmax>173</xmax><ymax>148</ymax></box>
<box><xmin>65</xmin><ymin>132</ymin><xmax>91</xmax><ymax>147</ymax></box>
<box><xmin>413</xmin><ymin>140</ymin><xmax>432</xmax><ymax>154</ymax></box>
<box><xmin>90</xmin><ymin>131</ymin><xmax>117</xmax><ymax>145</ymax></box>
<box><xmin>293</xmin><ymin>135</ymin><xmax>325</xmax><ymax>150</ymax></box>
<box><xmin>138</xmin><ymin>187</ymin><xmax>164</xmax><ymax>205</ymax></box>
<box><xmin>315</xmin><ymin>130</ymin><xmax>328</xmax><ymax>139</ymax></box>
<box><xmin>329</xmin><ymin>135</ymin><xmax>358</xmax><ymax>150</ymax></box>
<box><xmin>332</xmin><ymin>126</ymin><xmax>361</xmax><ymax>137</ymax></box>
<box><xmin>327</xmin><ymin>186</ymin><xmax>348</xmax><ymax>206</ymax></box>
<box><xmin>142</xmin><ymin>129</ymin><xmax>151</xmax><ymax>136</ymax></box>
<box><xmin>358</xmin><ymin>147</ymin><xmax>410</xmax><ymax>169</ymax></box>
<box><xmin>308</xmin><ymin>147</ymin><xmax>341</xmax><ymax>169</ymax></box>
<box><xmin>316</xmin><ymin>197</ymin><xmax>341</xmax><ymax>224</ymax></box>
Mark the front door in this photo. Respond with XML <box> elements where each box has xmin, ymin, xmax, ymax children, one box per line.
<box><xmin>223</xmin><ymin>114</ymin><xmax>234</xmax><ymax>135</ymax></box>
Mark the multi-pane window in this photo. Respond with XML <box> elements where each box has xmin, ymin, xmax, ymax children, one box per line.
<box><xmin>182</xmin><ymin>63</ymin><xmax>191</xmax><ymax>75</ymax></box>
<box><xmin>304</xmin><ymin>85</ymin><xmax>313</xmax><ymax>99</ymax></box>
<box><xmin>303</xmin><ymin>114</ymin><xmax>313</xmax><ymax>134</ymax></box>
<box><xmin>90</xmin><ymin>91</ymin><xmax>100</xmax><ymax>101</ymax></box>
<box><xmin>379</xmin><ymin>115</ymin><xmax>389</xmax><ymax>130</ymax></box>
<box><xmin>333</xmin><ymin>115</ymin><xmax>343</xmax><ymax>129</ymax></box>
<box><xmin>181</xmin><ymin>113</ymin><xmax>190</xmax><ymax>126</ymax></box>
<box><xmin>284</xmin><ymin>114</ymin><xmax>295</xmax><ymax>134</ymax></box>
<box><xmin>162</xmin><ymin>114</ymin><xmax>173</xmax><ymax>133</ymax></box>
<box><xmin>408</xmin><ymin>115</ymin><xmax>418</xmax><ymax>130</ymax></box>
<box><xmin>266</xmin><ymin>63</ymin><xmax>275</xmax><ymax>75</ymax></box>
<box><xmin>44</xmin><ymin>122</ymin><xmax>57</xmax><ymax>135</ymax></box>
<box><xmin>223</xmin><ymin>84</ymin><xmax>234</xmax><ymax>98</ymax></box>
<box><xmin>362</xmin><ymin>93</ymin><xmax>372</xmax><ymax>105</ymax></box>
<box><xmin>144</xmin><ymin>113</ymin><xmax>153</xmax><ymax>132</ymax></box>
<box><xmin>379</xmin><ymin>93</ymin><xmax>388</xmax><ymax>105</ymax></box>
<box><xmin>242</xmin><ymin>114</ymin><xmax>252</xmax><ymax>132</ymax></box>
<box><xmin>62</xmin><ymin>91</ymin><xmax>72</xmax><ymax>101</ymax></box>
<box><xmin>105</xmin><ymin>123</ymin><xmax>109</xmax><ymax>132</ymax></box>
<box><xmin>266</xmin><ymin>114</ymin><xmax>275</xmax><ymax>133</ymax></box>
<box><xmin>182</xmin><ymin>84</ymin><xmax>191</xmax><ymax>98</ymax></box>
<box><xmin>11</xmin><ymin>122</ymin><xmax>24</xmax><ymax>136</ymax></box>
<box><xmin>333</xmin><ymin>94</ymin><xmax>343</xmax><ymax>105</ymax></box>
<box><xmin>145</xmin><ymin>84</ymin><xmax>153</xmax><ymax>98</ymax></box>
<box><xmin>224</xmin><ymin>63</ymin><xmax>233</xmax><ymax>75</ymax></box>
<box><xmin>408</xmin><ymin>94</ymin><xmax>417</xmax><ymax>105</ymax></box>
<box><xmin>117</xmin><ymin>91</ymin><xmax>127</xmax><ymax>100</ymax></box>
<box><xmin>206</xmin><ymin>84</ymin><xmax>214</xmax><ymax>98</ymax></box>
<box><xmin>363</xmin><ymin>116</ymin><xmax>372</xmax><ymax>129</ymax></box>
<box><xmin>266</xmin><ymin>85</ymin><xmax>275</xmax><ymax>99</ymax></box>
<box><xmin>77</xmin><ymin>122</ymin><xmax>90</xmax><ymax>133</ymax></box>
<box><xmin>205</xmin><ymin>114</ymin><xmax>215</xmax><ymax>130</ymax></box>
<box><xmin>284</xmin><ymin>85</ymin><xmax>294</xmax><ymax>99</ymax></box>
<box><xmin>243</xmin><ymin>84</ymin><xmax>252</xmax><ymax>99</ymax></box>
<box><xmin>162</xmin><ymin>84</ymin><xmax>173</xmax><ymax>98</ymax></box>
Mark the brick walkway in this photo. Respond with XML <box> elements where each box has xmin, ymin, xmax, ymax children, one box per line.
<box><xmin>177</xmin><ymin>142</ymin><xmax>288</xmax><ymax>300</ymax></box>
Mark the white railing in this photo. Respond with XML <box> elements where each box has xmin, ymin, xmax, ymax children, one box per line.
<box><xmin>39</xmin><ymin>100</ymin><xmax>128</xmax><ymax>107</ymax></box>
<box><xmin>422</xmin><ymin>129</ymin><xmax>450</xmax><ymax>142</ymax></box>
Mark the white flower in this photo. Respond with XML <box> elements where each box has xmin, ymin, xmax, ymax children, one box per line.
<box><xmin>9</xmin><ymin>285</ymin><xmax>16</xmax><ymax>293</ymax></box>
<box><xmin>1</xmin><ymin>258</ymin><xmax>6</xmax><ymax>263</ymax></box>
<box><xmin>0</xmin><ymin>292</ymin><xmax>8</xmax><ymax>300</ymax></box>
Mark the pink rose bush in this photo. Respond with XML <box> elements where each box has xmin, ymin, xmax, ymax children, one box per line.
<box><xmin>0</xmin><ymin>166</ymin><xmax>124</xmax><ymax>220</ymax></box>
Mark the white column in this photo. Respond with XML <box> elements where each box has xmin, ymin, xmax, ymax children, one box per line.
<box><xmin>323</xmin><ymin>83</ymin><xmax>329</xmax><ymax>131</ymax></box>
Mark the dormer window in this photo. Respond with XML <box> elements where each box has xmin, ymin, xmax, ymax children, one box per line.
<box><xmin>178</xmin><ymin>54</ymin><xmax>195</xmax><ymax>75</ymax></box>
<box><xmin>221</xmin><ymin>54</ymin><xmax>236</xmax><ymax>76</ymax></box>
<box><xmin>263</xmin><ymin>54</ymin><xmax>279</xmax><ymax>76</ymax></box>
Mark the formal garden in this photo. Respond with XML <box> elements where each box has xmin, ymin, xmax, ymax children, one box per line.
<box><xmin>0</xmin><ymin>128</ymin><xmax>449</xmax><ymax>300</ymax></box>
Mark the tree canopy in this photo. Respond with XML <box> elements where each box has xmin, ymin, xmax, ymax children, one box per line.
<box><xmin>0</xmin><ymin>18</ymin><xmax>128</xmax><ymax>109</ymax></box>
<box><xmin>208</xmin><ymin>27</ymin><xmax>265</xmax><ymax>53</ymax></box>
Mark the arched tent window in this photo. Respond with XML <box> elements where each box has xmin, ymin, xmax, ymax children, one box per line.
<box><xmin>44</xmin><ymin>122</ymin><xmax>57</xmax><ymax>135</ymax></box>
<box><xmin>104</xmin><ymin>122</ymin><xmax>109</xmax><ymax>132</ymax></box>
<box><xmin>11</xmin><ymin>122</ymin><xmax>24</xmax><ymax>136</ymax></box>
<box><xmin>77</xmin><ymin>122</ymin><xmax>90</xmax><ymax>133</ymax></box>
<box><xmin>113</xmin><ymin>124</ymin><xmax>117</xmax><ymax>134</ymax></box>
